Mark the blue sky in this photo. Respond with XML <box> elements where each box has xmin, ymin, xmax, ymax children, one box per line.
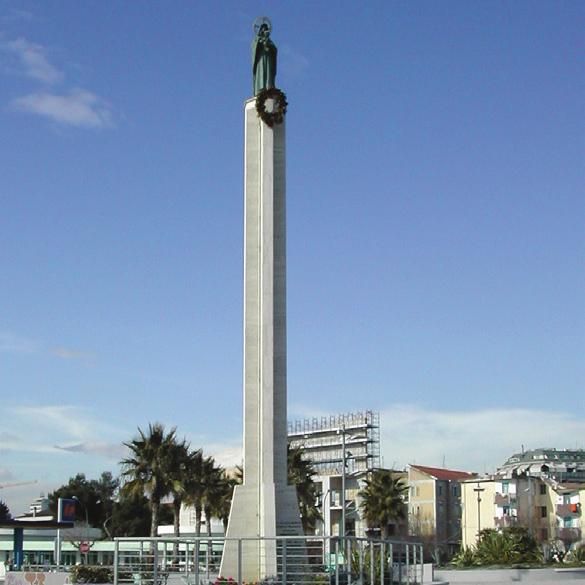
<box><xmin>1</xmin><ymin>1</ymin><xmax>584</xmax><ymax>515</ymax></box>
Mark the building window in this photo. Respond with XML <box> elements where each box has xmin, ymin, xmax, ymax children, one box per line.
<box><xmin>416</xmin><ymin>486</ymin><xmax>420</xmax><ymax>496</ymax></box>
<box><xmin>61</xmin><ymin>552</ymin><xmax>77</xmax><ymax>566</ymax></box>
<box><xmin>438</xmin><ymin>485</ymin><xmax>443</xmax><ymax>496</ymax></box>
<box><xmin>540</xmin><ymin>528</ymin><xmax>548</xmax><ymax>540</ymax></box>
<box><xmin>452</xmin><ymin>486</ymin><xmax>458</xmax><ymax>497</ymax></box>
<box><xmin>540</xmin><ymin>506</ymin><xmax>547</xmax><ymax>518</ymax></box>
<box><xmin>87</xmin><ymin>552</ymin><xmax>99</xmax><ymax>565</ymax></box>
<box><xmin>502</xmin><ymin>481</ymin><xmax>509</xmax><ymax>495</ymax></box>
<box><xmin>539</xmin><ymin>484</ymin><xmax>546</xmax><ymax>495</ymax></box>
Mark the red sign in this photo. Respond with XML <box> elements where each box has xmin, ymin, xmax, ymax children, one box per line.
<box><xmin>79</xmin><ymin>542</ymin><xmax>90</xmax><ymax>553</ymax></box>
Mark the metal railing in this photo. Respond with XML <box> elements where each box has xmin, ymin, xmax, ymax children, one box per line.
<box><xmin>113</xmin><ymin>536</ymin><xmax>424</xmax><ymax>585</ymax></box>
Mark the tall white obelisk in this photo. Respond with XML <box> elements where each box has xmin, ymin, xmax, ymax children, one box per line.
<box><xmin>219</xmin><ymin>37</ymin><xmax>303</xmax><ymax>580</ymax></box>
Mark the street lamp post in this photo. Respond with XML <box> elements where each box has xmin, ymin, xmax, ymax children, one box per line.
<box><xmin>341</xmin><ymin>423</ymin><xmax>347</xmax><ymax>541</ymax></box>
<box><xmin>473</xmin><ymin>483</ymin><xmax>485</xmax><ymax>541</ymax></box>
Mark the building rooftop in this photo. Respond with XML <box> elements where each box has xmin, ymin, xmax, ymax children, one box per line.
<box><xmin>410</xmin><ymin>464</ymin><xmax>476</xmax><ymax>481</ymax></box>
<box><xmin>502</xmin><ymin>448</ymin><xmax>585</xmax><ymax>466</ymax></box>
<box><xmin>498</xmin><ymin>448</ymin><xmax>585</xmax><ymax>482</ymax></box>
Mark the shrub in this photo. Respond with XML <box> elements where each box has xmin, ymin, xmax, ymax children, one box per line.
<box><xmin>349</xmin><ymin>545</ymin><xmax>394</xmax><ymax>585</ymax></box>
<box><xmin>567</xmin><ymin>545</ymin><xmax>585</xmax><ymax>564</ymax></box>
<box><xmin>452</xmin><ymin>527</ymin><xmax>542</xmax><ymax>567</ymax></box>
<box><xmin>452</xmin><ymin>547</ymin><xmax>475</xmax><ymax>567</ymax></box>
<box><xmin>69</xmin><ymin>566</ymin><xmax>113</xmax><ymax>584</ymax></box>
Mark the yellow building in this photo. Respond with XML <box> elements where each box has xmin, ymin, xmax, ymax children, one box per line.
<box><xmin>461</xmin><ymin>476</ymin><xmax>584</xmax><ymax>553</ymax></box>
<box><xmin>408</xmin><ymin>465</ymin><xmax>476</xmax><ymax>560</ymax></box>
<box><xmin>461</xmin><ymin>476</ymin><xmax>544</xmax><ymax>547</ymax></box>
<box><xmin>461</xmin><ymin>478</ymin><xmax>499</xmax><ymax>548</ymax></box>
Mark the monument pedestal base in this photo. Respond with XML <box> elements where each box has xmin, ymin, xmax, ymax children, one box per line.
<box><xmin>219</xmin><ymin>483</ymin><xmax>303</xmax><ymax>581</ymax></box>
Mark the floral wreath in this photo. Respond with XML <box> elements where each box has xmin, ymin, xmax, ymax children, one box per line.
<box><xmin>255</xmin><ymin>87</ymin><xmax>288</xmax><ymax>127</ymax></box>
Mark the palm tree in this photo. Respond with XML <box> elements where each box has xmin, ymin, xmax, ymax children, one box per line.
<box><xmin>213</xmin><ymin>472</ymin><xmax>238</xmax><ymax>533</ymax></box>
<box><xmin>120</xmin><ymin>423</ymin><xmax>178</xmax><ymax>537</ymax></box>
<box><xmin>359</xmin><ymin>469</ymin><xmax>408</xmax><ymax>539</ymax></box>
<box><xmin>202</xmin><ymin>461</ymin><xmax>224</xmax><ymax>537</ymax></box>
<box><xmin>204</xmin><ymin>467</ymin><xmax>237</xmax><ymax>534</ymax></box>
<box><xmin>288</xmin><ymin>445</ymin><xmax>321</xmax><ymax>534</ymax></box>
<box><xmin>184</xmin><ymin>453</ymin><xmax>214</xmax><ymax>537</ymax></box>
<box><xmin>163</xmin><ymin>439</ymin><xmax>197</xmax><ymax>561</ymax></box>
<box><xmin>167</xmin><ymin>442</ymin><xmax>200</xmax><ymax>539</ymax></box>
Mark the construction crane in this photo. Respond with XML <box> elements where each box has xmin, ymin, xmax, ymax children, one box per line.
<box><xmin>0</xmin><ymin>480</ymin><xmax>38</xmax><ymax>490</ymax></box>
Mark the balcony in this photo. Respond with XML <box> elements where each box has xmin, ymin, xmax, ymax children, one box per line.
<box><xmin>494</xmin><ymin>516</ymin><xmax>518</xmax><ymax>528</ymax></box>
<box><xmin>495</xmin><ymin>493</ymin><xmax>517</xmax><ymax>507</ymax></box>
<box><xmin>556</xmin><ymin>503</ymin><xmax>581</xmax><ymax>517</ymax></box>
<box><xmin>556</xmin><ymin>527</ymin><xmax>581</xmax><ymax>541</ymax></box>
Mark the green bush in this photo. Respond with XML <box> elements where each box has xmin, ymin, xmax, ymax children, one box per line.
<box><xmin>452</xmin><ymin>527</ymin><xmax>542</xmax><ymax>567</ymax></box>
<box><xmin>452</xmin><ymin>547</ymin><xmax>475</xmax><ymax>567</ymax></box>
<box><xmin>69</xmin><ymin>565</ymin><xmax>113</xmax><ymax>584</ymax></box>
<box><xmin>350</xmin><ymin>545</ymin><xmax>396</xmax><ymax>585</ymax></box>
<box><xmin>567</xmin><ymin>545</ymin><xmax>585</xmax><ymax>564</ymax></box>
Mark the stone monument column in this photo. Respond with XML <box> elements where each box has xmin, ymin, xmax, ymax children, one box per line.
<box><xmin>219</xmin><ymin>27</ymin><xmax>303</xmax><ymax>577</ymax></box>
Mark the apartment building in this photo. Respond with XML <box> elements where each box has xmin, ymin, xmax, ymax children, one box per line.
<box><xmin>408</xmin><ymin>465</ymin><xmax>476</xmax><ymax>559</ymax></box>
<box><xmin>461</xmin><ymin>476</ymin><xmax>584</xmax><ymax>553</ymax></box>
<box><xmin>461</xmin><ymin>476</ymin><xmax>528</xmax><ymax>547</ymax></box>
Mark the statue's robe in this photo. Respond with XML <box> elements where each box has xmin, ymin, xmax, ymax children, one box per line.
<box><xmin>252</xmin><ymin>35</ymin><xmax>277</xmax><ymax>96</ymax></box>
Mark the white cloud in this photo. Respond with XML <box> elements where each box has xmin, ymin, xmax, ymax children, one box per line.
<box><xmin>54</xmin><ymin>441</ymin><xmax>127</xmax><ymax>459</ymax></box>
<box><xmin>0</xmin><ymin>436</ymin><xmax>62</xmax><ymax>455</ymax></box>
<box><xmin>206</xmin><ymin>441</ymin><xmax>243</xmax><ymax>469</ymax></box>
<box><xmin>289</xmin><ymin>403</ymin><xmax>585</xmax><ymax>475</ymax></box>
<box><xmin>381</xmin><ymin>404</ymin><xmax>585</xmax><ymax>473</ymax></box>
<box><xmin>5</xmin><ymin>37</ymin><xmax>63</xmax><ymax>84</ymax></box>
<box><xmin>0</xmin><ymin>331</ymin><xmax>38</xmax><ymax>354</ymax></box>
<box><xmin>0</xmin><ymin>406</ymin><xmax>127</xmax><ymax>515</ymax></box>
<box><xmin>1</xmin><ymin>36</ymin><xmax>114</xmax><ymax>129</ymax></box>
<box><xmin>2</xmin><ymin>8</ymin><xmax>34</xmax><ymax>23</ymax></box>
<box><xmin>0</xmin><ymin>330</ymin><xmax>95</xmax><ymax>361</ymax></box>
<box><xmin>10</xmin><ymin>405</ymin><xmax>104</xmax><ymax>442</ymax></box>
<box><xmin>0</xmin><ymin>468</ymin><xmax>16</xmax><ymax>482</ymax></box>
<box><xmin>12</xmin><ymin>89</ymin><xmax>113</xmax><ymax>128</ymax></box>
<box><xmin>51</xmin><ymin>347</ymin><xmax>96</xmax><ymax>362</ymax></box>
<box><xmin>289</xmin><ymin>403</ymin><xmax>331</xmax><ymax>420</ymax></box>
<box><xmin>3</xmin><ymin>405</ymin><xmax>126</xmax><ymax>461</ymax></box>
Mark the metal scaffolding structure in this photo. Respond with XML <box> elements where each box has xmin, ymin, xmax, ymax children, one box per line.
<box><xmin>288</xmin><ymin>411</ymin><xmax>380</xmax><ymax>475</ymax></box>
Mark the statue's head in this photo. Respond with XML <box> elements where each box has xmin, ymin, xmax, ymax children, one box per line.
<box><xmin>253</xmin><ymin>16</ymin><xmax>272</xmax><ymax>38</ymax></box>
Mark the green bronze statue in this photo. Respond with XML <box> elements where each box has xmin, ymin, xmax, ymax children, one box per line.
<box><xmin>252</xmin><ymin>17</ymin><xmax>277</xmax><ymax>96</ymax></box>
